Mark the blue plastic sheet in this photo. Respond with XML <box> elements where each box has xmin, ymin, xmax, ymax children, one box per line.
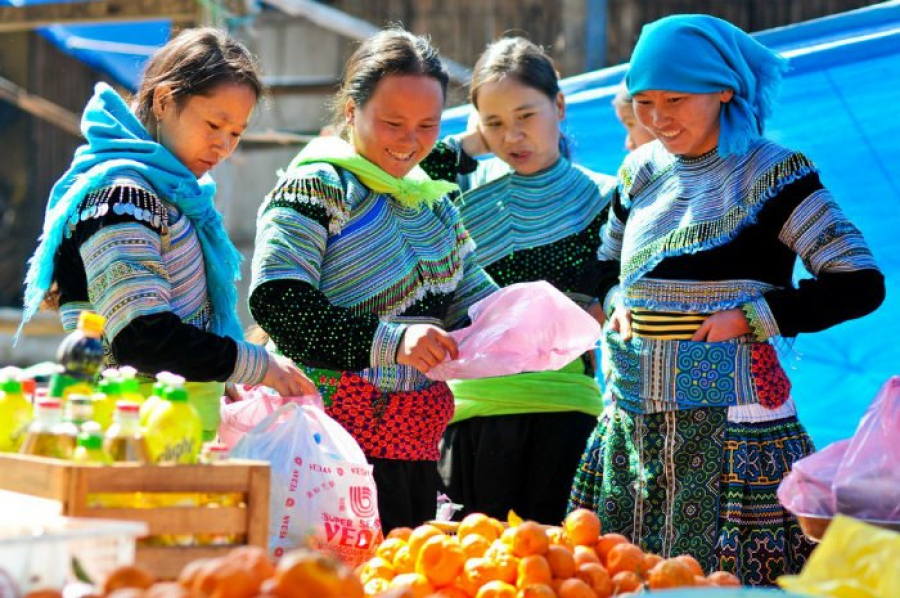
<box><xmin>444</xmin><ymin>1</ymin><xmax>900</xmax><ymax>448</ymax></box>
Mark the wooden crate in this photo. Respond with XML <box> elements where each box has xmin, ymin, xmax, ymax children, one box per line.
<box><xmin>0</xmin><ymin>453</ymin><xmax>270</xmax><ymax>579</ymax></box>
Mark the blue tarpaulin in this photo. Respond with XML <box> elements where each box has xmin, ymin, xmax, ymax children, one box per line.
<box><xmin>443</xmin><ymin>1</ymin><xmax>900</xmax><ymax>448</ymax></box>
<box><xmin>4</xmin><ymin>0</ymin><xmax>899</xmax><ymax>446</ymax></box>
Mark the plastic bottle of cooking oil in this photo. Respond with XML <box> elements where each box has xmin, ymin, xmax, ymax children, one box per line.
<box><xmin>0</xmin><ymin>367</ymin><xmax>33</xmax><ymax>452</ymax></box>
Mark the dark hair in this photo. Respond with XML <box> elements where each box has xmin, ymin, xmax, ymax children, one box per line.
<box><xmin>331</xmin><ymin>27</ymin><xmax>449</xmax><ymax>135</ymax></box>
<box><xmin>133</xmin><ymin>27</ymin><xmax>265</xmax><ymax>132</ymax></box>
<box><xmin>469</xmin><ymin>37</ymin><xmax>569</xmax><ymax>158</ymax></box>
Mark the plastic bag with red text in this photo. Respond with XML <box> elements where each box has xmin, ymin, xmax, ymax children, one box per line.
<box><xmin>229</xmin><ymin>403</ymin><xmax>380</xmax><ymax>565</ymax></box>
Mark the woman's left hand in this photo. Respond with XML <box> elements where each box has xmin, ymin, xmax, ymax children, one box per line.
<box><xmin>691</xmin><ymin>308</ymin><xmax>751</xmax><ymax>342</ymax></box>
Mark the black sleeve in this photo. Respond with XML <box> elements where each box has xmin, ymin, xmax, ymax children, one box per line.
<box><xmin>419</xmin><ymin>139</ymin><xmax>479</xmax><ymax>182</ymax></box>
<box><xmin>111</xmin><ymin>312</ymin><xmax>239</xmax><ymax>382</ymax></box>
<box><xmin>249</xmin><ymin>279</ymin><xmax>381</xmax><ymax>371</ymax></box>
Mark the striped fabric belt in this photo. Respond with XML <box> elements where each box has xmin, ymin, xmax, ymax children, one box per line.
<box><xmin>607</xmin><ymin>309</ymin><xmax>790</xmax><ymax>413</ymax></box>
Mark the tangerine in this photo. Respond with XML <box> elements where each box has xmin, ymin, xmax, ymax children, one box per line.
<box><xmin>516</xmin><ymin>555</ymin><xmax>552</xmax><ymax>587</ymax></box>
<box><xmin>594</xmin><ymin>534</ymin><xmax>628</xmax><ymax>567</ymax></box>
<box><xmin>103</xmin><ymin>565</ymin><xmax>155</xmax><ymax>595</ymax></box>
<box><xmin>574</xmin><ymin>562</ymin><xmax>612</xmax><ymax>598</ymax></box>
<box><xmin>673</xmin><ymin>554</ymin><xmax>704</xmax><ymax>578</ymax></box>
<box><xmin>459</xmin><ymin>513</ymin><xmax>503</xmax><ymax>543</ymax></box>
<box><xmin>416</xmin><ymin>534</ymin><xmax>466</xmax><ymax>587</ymax></box>
<box><xmin>545</xmin><ymin>544</ymin><xmax>576</xmax><ymax>579</ymax></box>
<box><xmin>516</xmin><ymin>584</ymin><xmax>556</xmax><ymax>598</ymax></box>
<box><xmin>572</xmin><ymin>545</ymin><xmax>600</xmax><ymax>568</ymax></box>
<box><xmin>646</xmin><ymin>559</ymin><xmax>694</xmax><ymax>590</ymax></box>
<box><xmin>511</xmin><ymin>522</ymin><xmax>550</xmax><ymax>557</ymax></box>
<box><xmin>476</xmin><ymin>580</ymin><xmax>517</xmax><ymax>598</ymax></box>
<box><xmin>388</xmin><ymin>572</ymin><xmax>435</xmax><ymax>598</ymax></box>
<box><xmin>555</xmin><ymin>578</ymin><xmax>593</xmax><ymax>598</ymax></box>
<box><xmin>605</xmin><ymin>543</ymin><xmax>643</xmax><ymax>577</ymax></box>
<box><xmin>564</xmin><ymin>510</ymin><xmax>601</xmax><ymax>547</ymax></box>
<box><xmin>707</xmin><ymin>571</ymin><xmax>741</xmax><ymax>587</ymax></box>
<box><xmin>610</xmin><ymin>571</ymin><xmax>642</xmax><ymax>594</ymax></box>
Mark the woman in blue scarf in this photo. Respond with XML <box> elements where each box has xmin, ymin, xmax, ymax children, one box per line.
<box><xmin>569</xmin><ymin>15</ymin><xmax>885</xmax><ymax>585</ymax></box>
<box><xmin>20</xmin><ymin>28</ymin><xmax>315</xmax><ymax>437</ymax></box>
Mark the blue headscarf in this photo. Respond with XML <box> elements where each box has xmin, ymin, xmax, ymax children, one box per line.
<box><xmin>626</xmin><ymin>14</ymin><xmax>788</xmax><ymax>157</ymax></box>
<box><xmin>19</xmin><ymin>82</ymin><xmax>245</xmax><ymax>343</ymax></box>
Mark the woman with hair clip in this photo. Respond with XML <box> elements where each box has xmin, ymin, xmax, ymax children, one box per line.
<box><xmin>249</xmin><ymin>27</ymin><xmax>498</xmax><ymax>531</ymax></box>
<box><xmin>21</xmin><ymin>27</ymin><xmax>315</xmax><ymax>439</ymax></box>
<box><xmin>569</xmin><ymin>15</ymin><xmax>885</xmax><ymax>585</ymax></box>
<box><xmin>420</xmin><ymin>36</ymin><xmax>615</xmax><ymax>525</ymax></box>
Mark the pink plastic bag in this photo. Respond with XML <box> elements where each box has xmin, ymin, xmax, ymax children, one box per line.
<box><xmin>779</xmin><ymin>376</ymin><xmax>900</xmax><ymax>521</ymax></box>
<box><xmin>218</xmin><ymin>384</ymin><xmax>323</xmax><ymax>449</ymax></box>
<box><xmin>426</xmin><ymin>281</ymin><xmax>602</xmax><ymax>381</ymax></box>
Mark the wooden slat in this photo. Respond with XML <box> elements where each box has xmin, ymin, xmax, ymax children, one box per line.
<box><xmin>0</xmin><ymin>0</ymin><xmax>248</xmax><ymax>33</ymax></box>
<box><xmin>81</xmin><ymin>506</ymin><xmax>248</xmax><ymax>535</ymax></box>
<box><xmin>0</xmin><ymin>74</ymin><xmax>81</xmax><ymax>137</ymax></box>
<box><xmin>80</xmin><ymin>461</ymin><xmax>265</xmax><ymax>493</ymax></box>
<box><xmin>0</xmin><ymin>453</ymin><xmax>72</xmax><ymax>500</ymax></box>
<box><xmin>246</xmin><ymin>463</ymin><xmax>270</xmax><ymax>548</ymax></box>
<box><xmin>137</xmin><ymin>545</ymin><xmax>234</xmax><ymax>580</ymax></box>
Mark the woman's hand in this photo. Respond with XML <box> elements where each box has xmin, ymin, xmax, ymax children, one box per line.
<box><xmin>397</xmin><ymin>324</ymin><xmax>459</xmax><ymax>374</ymax></box>
<box><xmin>609</xmin><ymin>305</ymin><xmax>633</xmax><ymax>340</ymax></box>
<box><xmin>460</xmin><ymin>128</ymin><xmax>490</xmax><ymax>158</ymax></box>
<box><xmin>261</xmin><ymin>353</ymin><xmax>318</xmax><ymax>397</ymax></box>
<box><xmin>691</xmin><ymin>308</ymin><xmax>752</xmax><ymax>342</ymax></box>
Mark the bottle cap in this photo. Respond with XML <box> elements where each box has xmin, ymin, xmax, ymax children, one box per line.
<box><xmin>77</xmin><ymin>431</ymin><xmax>104</xmax><ymax>450</ymax></box>
<box><xmin>37</xmin><ymin>397</ymin><xmax>63</xmax><ymax>409</ymax></box>
<box><xmin>115</xmin><ymin>400</ymin><xmax>141</xmax><ymax>413</ymax></box>
<box><xmin>76</xmin><ymin>311</ymin><xmax>107</xmax><ymax>337</ymax></box>
<box><xmin>0</xmin><ymin>378</ymin><xmax>22</xmax><ymax>394</ymax></box>
<box><xmin>97</xmin><ymin>378</ymin><xmax>121</xmax><ymax>395</ymax></box>
<box><xmin>164</xmin><ymin>387</ymin><xmax>188</xmax><ymax>402</ymax></box>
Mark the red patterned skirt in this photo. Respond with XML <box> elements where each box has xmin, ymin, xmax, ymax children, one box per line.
<box><xmin>326</xmin><ymin>373</ymin><xmax>454</xmax><ymax>461</ymax></box>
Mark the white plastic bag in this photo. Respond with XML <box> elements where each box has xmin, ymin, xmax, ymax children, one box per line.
<box><xmin>229</xmin><ymin>403</ymin><xmax>380</xmax><ymax>565</ymax></box>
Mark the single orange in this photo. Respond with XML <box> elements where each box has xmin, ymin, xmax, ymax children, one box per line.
<box><xmin>572</xmin><ymin>545</ymin><xmax>600</xmax><ymax>568</ymax></box>
<box><xmin>646</xmin><ymin>559</ymin><xmax>694</xmax><ymax>590</ymax></box>
<box><xmin>574</xmin><ymin>562</ymin><xmax>612</xmax><ymax>598</ymax></box>
<box><xmin>563</xmin><ymin>509</ymin><xmax>601</xmax><ymax>547</ymax></box>
<box><xmin>389</xmin><ymin>572</ymin><xmax>435</xmax><ymax>598</ymax></box>
<box><xmin>673</xmin><ymin>554</ymin><xmax>705</xmax><ymax>578</ymax></box>
<box><xmin>707</xmin><ymin>571</ymin><xmax>742</xmax><ymax>587</ymax></box>
<box><xmin>554</xmin><ymin>578</ymin><xmax>594</xmax><ymax>598</ymax></box>
<box><xmin>604</xmin><ymin>543</ymin><xmax>644</xmax><ymax>577</ymax></box>
<box><xmin>516</xmin><ymin>583</ymin><xmax>556</xmax><ymax>598</ymax></box>
<box><xmin>377</xmin><ymin>537</ymin><xmax>408</xmax><ymax>563</ymax></box>
<box><xmin>516</xmin><ymin>555</ymin><xmax>552</xmax><ymax>587</ymax></box>
<box><xmin>462</xmin><ymin>557</ymin><xmax>504</xmax><ymax>593</ymax></box>
<box><xmin>610</xmin><ymin>570</ymin><xmax>642</xmax><ymax>594</ymax></box>
<box><xmin>459</xmin><ymin>513</ymin><xmax>503</xmax><ymax>543</ymax></box>
<box><xmin>103</xmin><ymin>564</ymin><xmax>156</xmax><ymax>595</ymax></box>
<box><xmin>594</xmin><ymin>533</ymin><xmax>628</xmax><ymax>567</ymax></box>
<box><xmin>388</xmin><ymin>527</ymin><xmax>414</xmax><ymax>541</ymax></box>
<box><xmin>407</xmin><ymin>524</ymin><xmax>445</xmax><ymax>560</ymax></box>
<box><xmin>359</xmin><ymin>556</ymin><xmax>396</xmax><ymax>584</ymax></box>
<box><xmin>416</xmin><ymin>535</ymin><xmax>466</xmax><ymax>587</ymax></box>
<box><xmin>545</xmin><ymin>544</ymin><xmax>576</xmax><ymax>579</ymax></box>
<box><xmin>431</xmin><ymin>588</ymin><xmax>472</xmax><ymax>598</ymax></box>
<box><xmin>640</xmin><ymin>553</ymin><xmax>663</xmax><ymax>577</ymax></box>
<box><xmin>476</xmin><ymin>580</ymin><xmax>517</xmax><ymax>598</ymax></box>
<box><xmin>511</xmin><ymin>522</ymin><xmax>551</xmax><ymax>557</ymax></box>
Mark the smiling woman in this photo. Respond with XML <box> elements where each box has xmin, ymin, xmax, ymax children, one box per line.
<box><xmin>248</xmin><ymin>27</ymin><xmax>499</xmax><ymax>532</ymax></box>
<box><xmin>19</xmin><ymin>27</ymin><xmax>317</xmax><ymax>440</ymax></box>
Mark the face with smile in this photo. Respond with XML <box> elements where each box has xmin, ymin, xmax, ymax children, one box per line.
<box><xmin>475</xmin><ymin>76</ymin><xmax>565</xmax><ymax>175</ymax></box>
<box><xmin>154</xmin><ymin>82</ymin><xmax>257</xmax><ymax>178</ymax></box>
<box><xmin>346</xmin><ymin>74</ymin><xmax>444</xmax><ymax>178</ymax></box>
<box><xmin>632</xmin><ymin>89</ymin><xmax>733</xmax><ymax>158</ymax></box>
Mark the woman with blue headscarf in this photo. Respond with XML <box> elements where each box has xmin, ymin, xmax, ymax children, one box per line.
<box><xmin>569</xmin><ymin>15</ymin><xmax>885</xmax><ymax>584</ymax></box>
<box><xmin>20</xmin><ymin>28</ymin><xmax>315</xmax><ymax>438</ymax></box>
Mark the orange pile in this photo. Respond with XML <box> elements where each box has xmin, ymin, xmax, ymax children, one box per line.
<box><xmin>88</xmin><ymin>546</ymin><xmax>363</xmax><ymax>598</ymax></box>
<box><xmin>358</xmin><ymin>510</ymin><xmax>742</xmax><ymax>597</ymax></box>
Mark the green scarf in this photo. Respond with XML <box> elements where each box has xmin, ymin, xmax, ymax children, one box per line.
<box><xmin>448</xmin><ymin>358</ymin><xmax>604</xmax><ymax>424</ymax></box>
<box><xmin>291</xmin><ymin>137</ymin><xmax>458</xmax><ymax>210</ymax></box>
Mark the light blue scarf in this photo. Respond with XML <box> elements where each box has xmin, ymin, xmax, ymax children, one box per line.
<box><xmin>19</xmin><ymin>82</ymin><xmax>245</xmax><ymax>342</ymax></box>
<box><xmin>626</xmin><ymin>14</ymin><xmax>788</xmax><ymax>157</ymax></box>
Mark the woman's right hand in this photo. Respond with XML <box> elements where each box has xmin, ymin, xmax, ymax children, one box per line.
<box><xmin>397</xmin><ymin>324</ymin><xmax>459</xmax><ymax>374</ymax></box>
<box><xmin>261</xmin><ymin>353</ymin><xmax>318</xmax><ymax>397</ymax></box>
<box><xmin>460</xmin><ymin>128</ymin><xmax>490</xmax><ymax>158</ymax></box>
<box><xmin>609</xmin><ymin>305</ymin><xmax>633</xmax><ymax>340</ymax></box>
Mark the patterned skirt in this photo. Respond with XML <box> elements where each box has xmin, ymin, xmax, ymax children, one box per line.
<box><xmin>568</xmin><ymin>405</ymin><xmax>816</xmax><ymax>586</ymax></box>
